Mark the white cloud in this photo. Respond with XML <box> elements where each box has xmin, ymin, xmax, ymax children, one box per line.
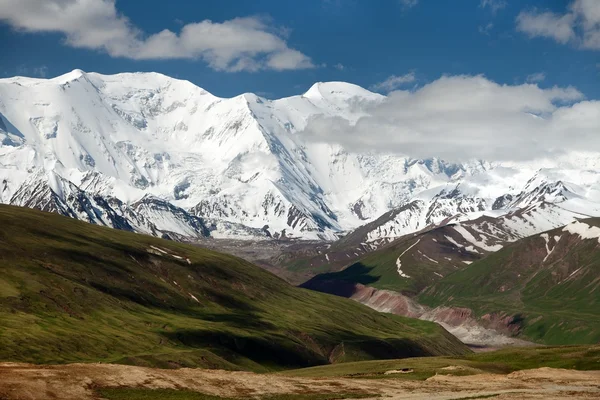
<box><xmin>516</xmin><ymin>10</ymin><xmax>576</xmax><ymax>44</ymax></box>
<box><xmin>0</xmin><ymin>0</ymin><xmax>314</xmax><ymax>72</ymax></box>
<box><xmin>572</xmin><ymin>0</ymin><xmax>600</xmax><ymax>49</ymax></box>
<box><xmin>480</xmin><ymin>0</ymin><xmax>507</xmax><ymax>14</ymax></box>
<box><xmin>301</xmin><ymin>75</ymin><xmax>593</xmax><ymax>162</ymax></box>
<box><xmin>266</xmin><ymin>49</ymin><xmax>315</xmax><ymax>71</ymax></box>
<box><xmin>370</xmin><ymin>72</ymin><xmax>416</xmax><ymax>92</ymax></box>
<box><xmin>516</xmin><ymin>0</ymin><xmax>600</xmax><ymax>50</ymax></box>
<box><xmin>526</xmin><ymin>72</ymin><xmax>546</xmax><ymax>83</ymax></box>
<box><xmin>334</xmin><ymin>63</ymin><xmax>345</xmax><ymax>71</ymax></box>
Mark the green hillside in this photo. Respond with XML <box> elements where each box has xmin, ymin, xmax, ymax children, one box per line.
<box><xmin>302</xmin><ymin>227</ymin><xmax>478</xmax><ymax>296</ymax></box>
<box><xmin>0</xmin><ymin>205</ymin><xmax>468</xmax><ymax>371</ymax></box>
<box><xmin>419</xmin><ymin>219</ymin><xmax>600</xmax><ymax>344</ymax></box>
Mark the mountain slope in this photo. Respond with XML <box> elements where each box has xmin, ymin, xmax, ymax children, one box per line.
<box><xmin>292</xmin><ymin>187</ymin><xmax>600</xmax><ymax>283</ymax></box>
<box><xmin>290</xmin><ymin>198</ymin><xmax>590</xmax><ymax>289</ymax></box>
<box><xmin>419</xmin><ymin>218</ymin><xmax>600</xmax><ymax>344</ymax></box>
<box><xmin>0</xmin><ymin>204</ymin><xmax>468</xmax><ymax>370</ymax></box>
<box><xmin>343</xmin><ymin>175</ymin><xmax>600</xmax><ymax>248</ymax></box>
<box><xmin>0</xmin><ymin>71</ymin><xmax>406</xmax><ymax>240</ymax></box>
<box><xmin>2</xmin><ymin>70</ymin><xmax>599</xmax><ymax>242</ymax></box>
<box><xmin>302</xmin><ymin>224</ymin><xmax>482</xmax><ymax>297</ymax></box>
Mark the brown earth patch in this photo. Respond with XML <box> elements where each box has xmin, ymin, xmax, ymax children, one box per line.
<box><xmin>0</xmin><ymin>363</ymin><xmax>599</xmax><ymax>400</ymax></box>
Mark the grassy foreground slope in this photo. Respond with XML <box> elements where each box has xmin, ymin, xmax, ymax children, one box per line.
<box><xmin>0</xmin><ymin>205</ymin><xmax>468</xmax><ymax>371</ymax></box>
<box><xmin>419</xmin><ymin>219</ymin><xmax>600</xmax><ymax>345</ymax></box>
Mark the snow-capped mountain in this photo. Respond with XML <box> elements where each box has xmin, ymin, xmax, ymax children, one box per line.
<box><xmin>343</xmin><ymin>167</ymin><xmax>600</xmax><ymax>249</ymax></box>
<box><xmin>0</xmin><ymin>70</ymin><xmax>599</xmax><ymax>241</ymax></box>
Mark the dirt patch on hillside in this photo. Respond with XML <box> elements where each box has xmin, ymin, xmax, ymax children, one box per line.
<box><xmin>0</xmin><ymin>363</ymin><xmax>599</xmax><ymax>399</ymax></box>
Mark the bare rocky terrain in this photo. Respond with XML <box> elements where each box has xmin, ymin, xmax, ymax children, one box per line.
<box><xmin>1</xmin><ymin>363</ymin><xmax>599</xmax><ymax>399</ymax></box>
<box><xmin>190</xmin><ymin>237</ymin><xmax>327</xmax><ymax>284</ymax></box>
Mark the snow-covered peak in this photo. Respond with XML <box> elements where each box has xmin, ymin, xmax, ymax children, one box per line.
<box><xmin>303</xmin><ymin>81</ymin><xmax>383</xmax><ymax>103</ymax></box>
<box><xmin>7</xmin><ymin>69</ymin><xmax>90</xmax><ymax>87</ymax></box>
<box><xmin>55</xmin><ymin>68</ymin><xmax>87</xmax><ymax>83</ymax></box>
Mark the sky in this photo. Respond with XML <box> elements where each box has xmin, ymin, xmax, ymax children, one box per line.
<box><xmin>0</xmin><ymin>0</ymin><xmax>599</xmax><ymax>100</ymax></box>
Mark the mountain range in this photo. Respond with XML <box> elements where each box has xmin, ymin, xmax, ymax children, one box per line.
<box><xmin>1</xmin><ymin>70</ymin><xmax>599</xmax><ymax>244</ymax></box>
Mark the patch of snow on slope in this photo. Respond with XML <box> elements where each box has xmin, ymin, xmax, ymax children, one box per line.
<box><xmin>444</xmin><ymin>235</ymin><xmax>479</xmax><ymax>254</ymax></box>
<box><xmin>452</xmin><ymin>224</ymin><xmax>503</xmax><ymax>252</ymax></box>
<box><xmin>422</xmin><ymin>253</ymin><xmax>438</xmax><ymax>264</ymax></box>
<box><xmin>562</xmin><ymin>221</ymin><xmax>600</xmax><ymax>243</ymax></box>
<box><xmin>395</xmin><ymin>239</ymin><xmax>421</xmax><ymax>278</ymax></box>
<box><xmin>540</xmin><ymin>233</ymin><xmax>560</xmax><ymax>262</ymax></box>
<box><xmin>444</xmin><ymin>235</ymin><xmax>463</xmax><ymax>248</ymax></box>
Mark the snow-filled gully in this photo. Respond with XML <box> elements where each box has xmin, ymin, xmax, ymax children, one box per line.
<box><xmin>396</xmin><ymin>239</ymin><xmax>421</xmax><ymax>279</ymax></box>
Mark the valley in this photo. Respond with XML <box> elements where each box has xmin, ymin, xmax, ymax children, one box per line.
<box><xmin>3</xmin><ymin>71</ymin><xmax>598</xmax><ymax>352</ymax></box>
<box><xmin>2</xmin><ymin>197</ymin><xmax>599</xmax><ymax>398</ymax></box>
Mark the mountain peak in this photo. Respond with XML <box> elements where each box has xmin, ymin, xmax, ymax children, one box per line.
<box><xmin>53</xmin><ymin>69</ymin><xmax>88</xmax><ymax>84</ymax></box>
<box><xmin>303</xmin><ymin>81</ymin><xmax>383</xmax><ymax>102</ymax></box>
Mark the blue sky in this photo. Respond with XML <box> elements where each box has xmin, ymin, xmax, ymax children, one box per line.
<box><xmin>1</xmin><ymin>0</ymin><xmax>599</xmax><ymax>99</ymax></box>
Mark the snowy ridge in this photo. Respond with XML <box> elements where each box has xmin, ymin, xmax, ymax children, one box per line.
<box><xmin>1</xmin><ymin>70</ymin><xmax>600</xmax><ymax>241</ymax></box>
<box><xmin>349</xmin><ymin>170</ymin><xmax>600</xmax><ymax>252</ymax></box>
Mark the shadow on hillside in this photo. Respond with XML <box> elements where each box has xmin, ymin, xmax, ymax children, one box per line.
<box><xmin>51</xmin><ymin>248</ymin><xmax>137</xmax><ymax>276</ymax></box>
<box><xmin>162</xmin><ymin>329</ymin><xmax>328</xmax><ymax>369</ymax></box>
<box><xmin>300</xmin><ymin>262</ymin><xmax>380</xmax><ymax>297</ymax></box>
<box><xmin>199</xmin><ymin>311</ymin><xmax>277</xmax><ymax>330</ymax></box>
<box><xmin>162</xmin><ymin>327</ymin><xmax>434</xmax><ymax>370</ymax></box>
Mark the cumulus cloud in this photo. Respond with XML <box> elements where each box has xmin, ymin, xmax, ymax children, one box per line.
<box><xmin>516</xmin><ymin>0</ymin><xmax>600</xmax><ymax>50</ymax></box>
<box><xmin>370</xmin><ymin>72</ymin><xmax>416</xmax><ymax>92</ymax></box>
<box><xmin>0</xmin><ymin>0</ymin><xmax>314</xmax><ymax>72</ymax></box>
<box><xmin>516</xmin><ymin>10</ymin><xmax>576</xmax><ymax>44</ymax></box>
<box><xmin>301</xmin><ymin>75</ymin><xmax>595</xmax><ymax>162</ymax></box>
<box><xmin>526</xmin><ymin>72</ymin><xmax>546</xmax><ymax>83</ymax></box>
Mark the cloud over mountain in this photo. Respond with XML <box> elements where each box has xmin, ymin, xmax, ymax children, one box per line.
<box><xmin>302</xmin><ymin>75</ymin><xmax>595</xmax><ymax>162</ymax></box>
